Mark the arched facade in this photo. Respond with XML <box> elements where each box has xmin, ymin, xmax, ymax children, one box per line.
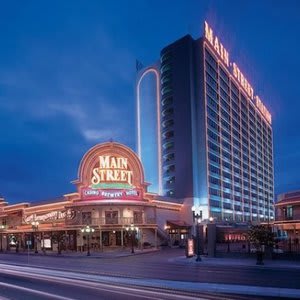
<box><xmin>0</xmin><ymin>142</ymin><xmax>183</xmax><ymax>253</ymax></box>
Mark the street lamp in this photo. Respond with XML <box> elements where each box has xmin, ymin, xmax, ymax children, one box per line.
<box><xmin>192</xmin><ymin>206</ymin><xmax>202</xmax><ymax>262</ymax></box>
<box><xmin>0</xmin><ymin>225</ymin><xmax>5</xmax><ymax>252</ymax></box>
<box><xmin>81</xmin><ymin>225</ymin><xmax>95</xmax><ymax>256</ymax></box>
<box><xmin>31</xmin><ymin>221</ymin><xmax>39</xmax><ymax>253</ymax></box>
<box><xmin>125</xmin><ymin>224</ymin><xmax>139</xmax><ymax>253</ymax></box>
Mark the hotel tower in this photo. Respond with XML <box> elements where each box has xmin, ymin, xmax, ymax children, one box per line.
<box><xmin>136</xmin><ymin>22</ymin><xmax>274</xmax><ymax>223</ymax></box>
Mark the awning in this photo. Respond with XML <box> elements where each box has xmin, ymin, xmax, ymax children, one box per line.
<box><xmin>167</xmin><ymin>220</ymin><xmax>192</xmax><ymax>229</ymax></box>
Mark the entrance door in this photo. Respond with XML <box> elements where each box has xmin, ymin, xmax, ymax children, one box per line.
<box><xmin>109</xmin><ymin>231</ymin><xmax>116</xmax><ymax>246</ymax></box>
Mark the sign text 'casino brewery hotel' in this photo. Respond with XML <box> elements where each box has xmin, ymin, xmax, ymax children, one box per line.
<box><xmin>73</xmin><ymin>142</ymin><xmax>145</xmax><ymax>201</ymax></box>
<box><xmin>204</xmin><ymin>21</ymin><xmax>271</xmax><ymax>125</ymax></box>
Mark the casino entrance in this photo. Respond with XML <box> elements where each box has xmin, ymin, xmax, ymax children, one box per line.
<box><xmin>102</xmin><ymin>231</ymin><xmax>122</xmax><ymax>247</ymax></box>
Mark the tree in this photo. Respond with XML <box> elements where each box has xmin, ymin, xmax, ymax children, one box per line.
<box><xmin>247</xmin><ymin>225</ymin><xmax>274</xmax><ymax>265</ymax></box>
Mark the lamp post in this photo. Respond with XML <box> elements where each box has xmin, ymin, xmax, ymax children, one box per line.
<box><xmin>125</xmin><ymin>224</ymin><xmax>139</xmax><ymax>253</ymax></box>
<box><xmin>192</xmin><ymin>206</ymin><xmax>202</xmax><ymax>262</ymax></box>
<box><xmin>81</xmin><ymin>225</ymin><xmax>95</xmax><ymax>256</ymax></box>
<box><xmin>31</xmin><ymin>221</ymin><xmax>39</xmax><ymax>254</ymax></box>
<box><xmin>0</xmin><ymin>225</ymin><xmax>5</xmax><ymax>252</ymax></box>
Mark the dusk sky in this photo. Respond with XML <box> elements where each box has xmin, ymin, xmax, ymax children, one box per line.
<box><xmin>1</xmin><ymin>0</ymin><xmax>300</xmax><ymax>204</ymax></box>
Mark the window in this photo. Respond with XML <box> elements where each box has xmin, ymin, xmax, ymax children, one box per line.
<box><xmin>208</xmin><ymin>129</ymin><xmax>220</xmax><ymax>143</ymax></box>
<box><xmin>208</xmin><ymin>153</ymin><xmax>221</xmax><ymax>164</ymax></box>
<box><xmin>133</xmin><ymin>211</ymin><xmax>143</xmax><ymax>224</ymax></box>
<box><xmin>160</xmin><ymin>63</ymin><xmax>172</xmax><ymax>74</ymax></box>
<box><xmin>161</xmin><ymin>52</ymin><xmax>172</xmax><ymax>63</ymax></box>
<box><xmin>205</xmin><ymin>49</ymin><xmax>217</xmax><ymax>68</ymax></box>
<box><xmin>206</xmin><ymin>72</ymin><xmax>218</xmax><ymax>90</ymax></box>
<box><xmin>82</xmin><ymin>212</ymin><xmax>91</xmax><ymax>225</ymax></box>
<box><xmin>161</xmin><ymin>74</ymin><xmax>172</xmax><ymax>85</ymax></box>
<box><xmin>162</xmin><ymin>97</ymin><xmax>173</xmax><ymax>107</ymax></box>
<box><xmin>286</xmin><ymin>205</ymin><xmax>293</xmax><ymax>220</ymax></box>
<box><xmin>161</xmin><ymin>86</ymin><xmax>172</xmax><ymax>96</ymax></box>
<box><xmin>209</xmin><ymin>164</ymin><xmax>221</xmax><ymax>175</ymax></box>
<box><xmin>209</xmin><ymin>187</ymin><xmax>221</xmax><ymax>196</ymax></box>
<box><xmin>209</xmin><ymin>176</ymin><xmax>221</xmax><ymax>185</ymax></box>
<box><xmin>105</xmin><ymin>211</ymin><xmax>118</xmax><ymax>224</ymax></box>
<box><xmin>207</xmin><ymin>117</ymin><xmax>219</xmax><ymax>131</ymax></box>
<box><xmin>208</xmin><ymin>141</ymin><xmax>220</xmax><ymax>153</ymax></box>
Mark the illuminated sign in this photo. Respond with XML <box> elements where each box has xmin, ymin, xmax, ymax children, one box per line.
<box><xmin>82</xmin><ymin>188</ymin><xmax>142</xmax><ymax>201</ymax></box>
<box><xmin>205</xmin><ymin>21</ymin><xmax>229</xmax><ymax>67</ymax></box>
<box><xmin>91</xmin><ymin>155</ymin><xmax>133</xmax><ymax>189</ymax></box>
<box><xmin>24</xmin><ymin>209</ymin><xmax>75</xmax><ymax>224</ymax></box>
<box><xmin>76</xmin><ymin>142</ymin><xmax>146</xmax><ymax>202</ymax></box>
<box><xmin>232</xmin><ymin>63</ymin><xmax>254</xmax><ymax>99</ymax></box>
<box><xmin>255</xmin><ymin>96</ymin><xmax>272</xmax><ymax>124</ymax></box>
<box><xmin>186</xmin><ymin>238</ymin><xmax>194</xmax><ymax>257</ymax></box>
<box><xmin>204</xmin><ymin>21</ymin><xmax>271</xmax><ymax>124</ymax></box>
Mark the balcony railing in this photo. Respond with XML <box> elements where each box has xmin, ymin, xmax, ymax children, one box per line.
<box><xmin>66</xmin><ymin>216</ymin><xmax>156</xmax><ymax>226</ymax></box>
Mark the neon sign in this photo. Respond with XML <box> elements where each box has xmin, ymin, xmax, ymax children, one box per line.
<box><xmin>82</xmin><ymin>188</ymin><xmax>142</xmax><ymax>201</ymax></box>
<box><xmin>204</xmin><ymin>21</ymin><xmax>229</xmax><ymax>67</ymax></box>
<box><xmin>204</xmin><ymin>21</ymin><xmax>271</xmax><ymax>124</ymax></box>
<box><xmin>24</xmin><ymin>209</ymin><xmax>75</xmax><ymax>224</ymax></box>
<box><xmin>91</xmin><ymin>155</ymin><xmax>133</xmax><ymax>189</ymax></box>
<box><xmin>232</xmin><ymin>63</ymin><xmax>254</xmax><ymax>99</ymax></box>
<box><xmin>255</xmin><ymin>96</ymin><xmax>272</xmax><ymax>124</ymax></box>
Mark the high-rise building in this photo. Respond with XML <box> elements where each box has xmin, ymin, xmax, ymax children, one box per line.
<box><xmin>136</xmin><ymin>22</ymin><xmax>274</xmax><ymax>223</ymax></box>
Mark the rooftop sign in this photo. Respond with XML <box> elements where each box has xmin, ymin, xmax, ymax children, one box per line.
<box><xmin>204</xmin><ymin>21</ymin><xmax>272</xmax><ymax>124</ymax></box>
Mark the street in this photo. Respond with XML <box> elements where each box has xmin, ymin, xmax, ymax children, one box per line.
<box><xmin>0</xmin><ymin>248</ymin><xmax>299</xmax><ymax>299</ymax></box>
<box><xmin>0</xmin><ymin>263</ymin><xmax>286</xmax><ymax>300</ymax></box>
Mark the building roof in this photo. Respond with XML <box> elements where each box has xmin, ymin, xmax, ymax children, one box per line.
<box><xmin>276</xmin><ymin>190</ymin><xmax>300</xmax><ymax>206</ymax></box>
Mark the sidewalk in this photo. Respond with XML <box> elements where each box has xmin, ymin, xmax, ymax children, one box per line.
<box><xmin>1</xmin><ymin>247</ymin><xmax>159</xmax><ymax>258</ymax></box>
<box><xmin>169</xmin><ymin>254</ymin><xmax>300</xmax><ymax>270</ymax></box>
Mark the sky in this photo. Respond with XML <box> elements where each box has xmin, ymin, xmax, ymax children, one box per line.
<box><xmin>0</xmin><ymin>0</ymin><xmax>300</xmax><ymax>204</ymax></box>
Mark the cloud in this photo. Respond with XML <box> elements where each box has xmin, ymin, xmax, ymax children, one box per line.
<box><xmin>48</xmin><ymin>102</ymin><xmax>86</xmax><ymax>120</ymax></box>
<box><xmin>82</xmin><ymin>129</ymin><xmax>115</xmax><ymax>142</ymax></box>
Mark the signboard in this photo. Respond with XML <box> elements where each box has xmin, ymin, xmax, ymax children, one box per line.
<box><xmin>186</xmin><ymin>238</ymin><xmax>195</xmax><ymax>257</ymax></box>
<box><xmin>204</xmin><ymin>21</ymin><xmax>271</xmax><ymax>124</ymax></box>
<box><xmin>23</xmin><ymin>209</ymin><xmax>75</xmax><ymax>224</ymax></box>
<box><xmin>90</xmin><ymin>155</ymin><xmax>133</xmax><ymax>189</ymax></box>
<box><xmin>76</xmin><ymin>142</ymin><xmax>146</xmax><ymax>202</ymax></box>
<box><xmin>41</xmin><ymin>239</ymin><xmax>51</xmax><ymax>249</ymax></box>
<box><xmin>82</xmin><ymin>188</ymin><xmax>142</xmax><ymax>200</ymax></box>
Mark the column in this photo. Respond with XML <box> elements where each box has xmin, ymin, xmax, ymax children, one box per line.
<box><xmin>121</xmin><ymin>228</ymin><xmax>124</xmax><ymax>248</ymax></box>
<box><xmin>154</xmin><ymin>228</ymin><xmax>158</xmax><ymax>249</ymax></box>
<box><xmin>140</xmin><ymin>228</ymin><xmax>143</xmax><ymax>250</ymax></box>
<box><xmin>99</xmin><ymin>228</ymin><xmax>103</xmax><ymax>251</ymax></box>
